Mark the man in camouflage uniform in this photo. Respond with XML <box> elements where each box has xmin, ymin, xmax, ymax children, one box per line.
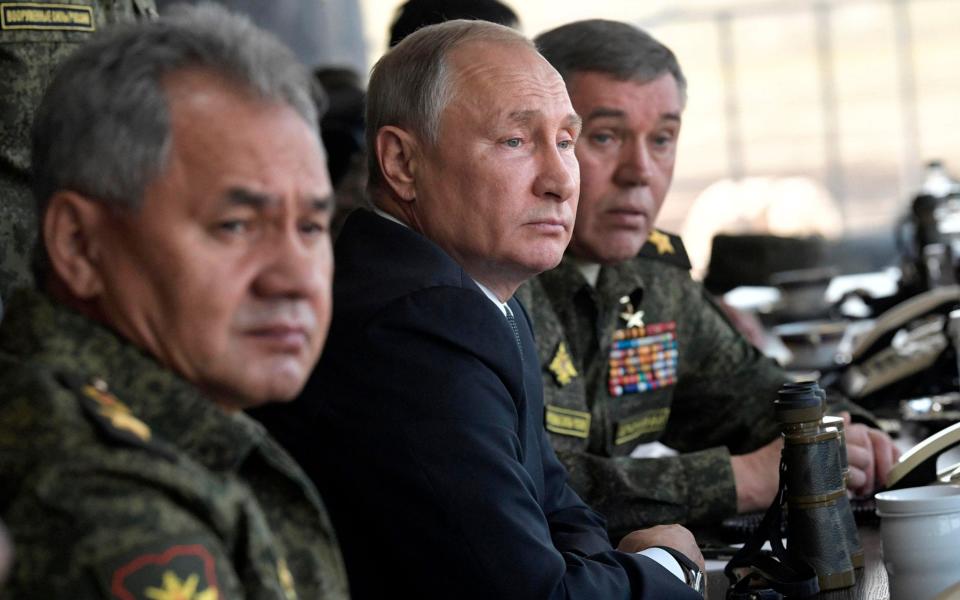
<box><xmin>0</xmin><ymin>0</ymin><xmax>157</xmax><ymax>303</ymax></box>
<box><xmin>0</xmin><ymin>5</ymin><xmax>348</xmax><ymax>598</ymax></box>
<box><xmin>519</xmin><ymin>20</ymin><xmax>899</xmax><ymax>538</ymax></box>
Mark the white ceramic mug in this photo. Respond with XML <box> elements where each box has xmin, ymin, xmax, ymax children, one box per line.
<box><xmin>876</xmin><ymin>485</ymin><xmax>960</xmax><ymax>600</ymax></box>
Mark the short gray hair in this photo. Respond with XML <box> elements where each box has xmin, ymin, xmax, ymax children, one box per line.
<box><xmin>32</xmin><ymin>2</ymin><xmax>317</xmax><ymax>214</ymax></box>
<box><xmin>366</xmin><ymin>19</ymin><xmax>533</xmax><ymax>192</ymax></box>
<box><xmin>535</xmin><ymin>19</ymin><xmax>687</xmax><ymax>105</ymax></box>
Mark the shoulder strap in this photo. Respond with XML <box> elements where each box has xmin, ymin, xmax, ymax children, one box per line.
<box><xmin>724</xmin><ymin>460</ymin><xmax>820</xmax><ymax>599</ymax></box>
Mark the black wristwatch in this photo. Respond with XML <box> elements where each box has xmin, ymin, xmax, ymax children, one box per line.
<box><xmin>654</xmin><ymin>546</ymin><xmax>706</xmax><ymax>595</ymax></box>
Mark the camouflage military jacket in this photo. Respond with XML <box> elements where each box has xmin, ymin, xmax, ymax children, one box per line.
<box><xmin>1</xmin><ymin>0</ymin><xmax>156</xmax><ymax>299</ymax></box>
<box><xmin>517</xmin><ymin>231</ymin><xmax>787</xmax><ymax>535</ymax></box>
<box><xmin>0</xmin><ymin>289</ymin><xmax>349</xmax><ymax>599</ymax></box>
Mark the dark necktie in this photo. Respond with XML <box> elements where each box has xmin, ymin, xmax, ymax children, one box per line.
<box><xmin>504</xmin><ymin>306</ymin><xmax>523</xmax><ymax>355</ymax></box>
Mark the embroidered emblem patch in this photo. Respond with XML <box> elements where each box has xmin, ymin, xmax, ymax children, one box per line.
<box><xmin>544</xmin><ymin>405</ymin><xmax>591</xmax><ymax>438</ymax></box>
<box><xmin>647</xmin><ymin>229</ymin><xmax>675</xmax><ymax>255</ymax></box>
<box><xmin>109</xmin><ymin>544</ymin><xmax>219</xmax><ymax>600</ymax></box>
<box><xmin>548</xmin><ymin>341</ymin><xmax>578</xmax><ymax>386</ymax></box>
<box><xmin>615</xmin><ymin>408</ymin><xmax>671</xmax><ymax>445</ymax></box>
<box><xmin>607</xmin><ymin>321</ymin><xmax>679</xmax><ymax>397</ymax></box>
<box><xmin>83</xmin><ymin>378</ymin><xmax>152</xmax><ymax>443</ymax></box>
<box><xmin>0</xmin><ymin>3</ymin><xmax>95</xmax><ymax>31</ymax></box>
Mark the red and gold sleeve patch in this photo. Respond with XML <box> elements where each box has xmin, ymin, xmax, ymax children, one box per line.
<box><xmin>108</xmin><ymin>543</ymin><xmax>220</xmax><ymax>600</ymax></box>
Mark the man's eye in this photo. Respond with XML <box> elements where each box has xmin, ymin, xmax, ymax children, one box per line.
<box><xmin>653</xmin><ymin>133</ymin><xmax>676</xmax><ymax>147</ymax></box>
<box><xmin>590</xmin><ymin>133</ymin><xmax>614</xmax><ymax>145</ymax></box>
<box><xmin>299</xmin><ymin>220</ymin><xmax>328</xmax><ymax>235</ymax></box>
<box><xmin>504</xmin><ymin>138</ymin><xmax>523</xmax><ymax>148</ymax></box>
<box><xmin>557</xmin><ymin>139</ymin><xmax>575</xmax><ymax>150</ymax></box>
<box><xmin>217</xmin><ymin>220</ymin><xmax>249</xmax><ymax>234</ymax></box>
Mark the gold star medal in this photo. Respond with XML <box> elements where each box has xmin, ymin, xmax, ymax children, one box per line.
<box><xmin>548</xmin><ymin>342</ymin><xmax>578</xmax><ymax>386</ymax></box>
<box><xmin>618</xmin><ymin>295</ymin><xmax>645</xmax><ymax>329</ymax></box>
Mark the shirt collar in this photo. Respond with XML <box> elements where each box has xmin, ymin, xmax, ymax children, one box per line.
<box><xmin>570</xmin><ymin>256</ymin><xmax>602</xmax><ymax>288</ymax></box>
<box><xmin>373</xmin><ymin>206</ymin><xmax>407</xmax><ymax>228</ymax></box>
<box><xmin>474</xmin><ymin>281</ymin><xmax>511</xmax><ymax>316</ymax></box>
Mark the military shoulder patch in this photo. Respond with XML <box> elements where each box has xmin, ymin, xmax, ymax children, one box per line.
<box><xmin>58</xmin><ymin>372</ymin><xmax>176</xmax><ymax>461</ymax></box>
<box><xmin>544</xmin><ymin>405</ymin><xmax>591</xmax><ymax>438</ymax></box>
<box><xmin>0</xmin><ymin>2</ymin><xmax>96</xmax><ymax>31</ymax></box>
<box><xmin>547</xmin><ymin>341</ymin><xmax>578</xmax><ymax>386</ymax></box>
<box><xmin>638</xmin><ymin>229</ymin><xmax>691</xmax><ymax>270</ymax></box>
<box><xmin>104</xmin><ymin>541</ymin><xmax>220</xmax><ymax>600</ymax></box>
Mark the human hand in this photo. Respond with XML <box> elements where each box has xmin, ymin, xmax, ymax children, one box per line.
<box><xmin>617</xmin><ymin>523</ymin><xmax>705</xmax><ymax>572</ymax></box>
<box><xmin>841</xmin><ymin>412</ymin><xmax>900</xmax><ymax>495</ymax></box>
<box><xmin>731</xmin><ymin>437</ymin><xmax>784</xmax><ymax>513</ymax></box>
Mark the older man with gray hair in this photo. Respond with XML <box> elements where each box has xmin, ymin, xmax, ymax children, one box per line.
<box><xmin>0</xmin><ymin>4</ymin><xmax>347</xmax><ymax>597</ymax></box>
<box><xmin>518</xmin><ymin>18</ymin><xmax>897</xmax><ymax>540</ymax></box>
<box><xmin>256</xmin><ymin>18</ymin><xmax>706</xmax><ymax>600</ymax></box>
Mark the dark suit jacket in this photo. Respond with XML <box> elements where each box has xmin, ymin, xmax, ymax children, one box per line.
<box><xmin>255</xmin><ymin>209</ymin><xmax>698</xmax><ymax>599</ymax></box>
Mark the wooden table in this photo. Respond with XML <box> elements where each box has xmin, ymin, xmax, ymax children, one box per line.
<box><xmin>706</xmin><ymin>526</ymin><xmax>888</xmax><ymax>599</ymax></box>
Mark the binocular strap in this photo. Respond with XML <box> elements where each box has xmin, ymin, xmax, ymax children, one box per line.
<box><xmin>724</xmin><ymin>460</ymin><xmax>821</xmax><ymax>599</ymax></box>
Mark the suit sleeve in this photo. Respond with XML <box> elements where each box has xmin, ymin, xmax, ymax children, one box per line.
<box><xmin>311</xmin><ymin>287</ymin><xmax>699</xmax><ymax>600</ymax></box>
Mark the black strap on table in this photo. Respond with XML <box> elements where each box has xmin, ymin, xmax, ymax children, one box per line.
<box><xmin>724</xmin><ymin>459</ymin><xmax>820</xmax><ymax>599</ymax></box>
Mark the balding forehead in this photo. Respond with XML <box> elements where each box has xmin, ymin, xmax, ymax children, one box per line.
<box><xmin>446</xmin><ymin>41</ymin><xmax>561</xmax><ymax>99</ymax></box>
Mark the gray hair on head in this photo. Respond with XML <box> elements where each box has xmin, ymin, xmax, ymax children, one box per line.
<box><xmin>366</xmin><ymin>18</ymin><xmax>534</xmax><ymax>193</ymax></box>
<box><xmin>534</xmin><ymin>19</ymin><xmax>687</xmax><ymax>106</ymax></box>
<box><xmin>31</xmin><ymin>2</ymin><xmax>317</xmax><ymax>216</ymax></box>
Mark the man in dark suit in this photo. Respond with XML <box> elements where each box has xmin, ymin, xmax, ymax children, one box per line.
<box><xmin>255</xmin><ymin>19</ymin><xmax>705</xmax><ymax>599</ymax></box>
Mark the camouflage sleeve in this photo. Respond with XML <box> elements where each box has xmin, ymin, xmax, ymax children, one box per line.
<box><xmin>660</xmin><ymin>284</ymin><xmax>786</xmax><ymax>455</ymax></box>
<box><xmin>557</xmin><ymin>446</ymin><xmax>737</xmax><ymax>536</ymax></box>
<box><xmin>3</xmin><ymin>462</ymin><xmax>246</xmax><ymax>599</ymax></box>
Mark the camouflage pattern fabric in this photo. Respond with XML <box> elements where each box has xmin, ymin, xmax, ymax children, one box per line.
<box><xmin>0</xmin><ymin>289</ymin><xmax>349</xmax><ymax>599</ymax></box>
<box><xmin>517</xmin><ymin>230</ymin><xmax>787</xmax><ymax>537</ymax></box>
<box><xmin>0</xmin><ymin>0</ymin><xmax>156</xmax><ymax>300</ymax></box>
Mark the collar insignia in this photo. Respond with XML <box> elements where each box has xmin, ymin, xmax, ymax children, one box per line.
<box><xmin>83</xmin><ymin>378</ymin><xmax>152</xmax><ymax>443</ymax></box>
<box><xmin>277</xmin><ymin>558</ymin><xmax>298</xmax><ymax>600</ymax></box>
<box><xmin>648</xmin><ymin>229</ymin><xmax>675</xmax><ymax>255</ymax></box>
<box><xmin>548</xmin><ymin>342</ymin><xmax>579</xmax><ymax>386</ymax></box>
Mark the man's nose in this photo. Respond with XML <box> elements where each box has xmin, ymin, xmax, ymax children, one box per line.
<box><xmin>614</xmin><ymin>138</ymin><xmax>651</xmax><ymax>187</ymax></box>
<box><xmin>533</xmin><ymin>144</ymin><xmax>578</xmax><ymax>202</ymax></box>
<box><xmin>253</xmin><ymin>229</ymin><xmax>331</xmax><ymax>300</ymax></box>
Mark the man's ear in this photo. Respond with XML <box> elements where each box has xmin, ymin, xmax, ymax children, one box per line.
<box><xmin>42</xmin><ymin>191</ymin><xmax>109</xmax><ymax>300</ymax></box>
<box><xmin>376</xmin><ymin>125</ymin><xmax>420</xmax><ymax>202</ymax></box>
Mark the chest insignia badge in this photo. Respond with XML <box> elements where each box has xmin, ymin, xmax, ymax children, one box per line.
<box><xmin>608</xmin><ymin>321</ymin><xmax>679</xmax><ymax>397</ymax></box>
<box><xmin>548</xmin><ymin>342</ymin><xmax>579</xmax><ymax>386</ymax></box>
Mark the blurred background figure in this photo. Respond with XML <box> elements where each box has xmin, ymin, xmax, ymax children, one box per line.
<box><xmin>314</xmin><ymin>66</ymin><xmax>368</xmax><ymax>237</ymax></box>
<box><xmin>0</xmin><ymin>0</ymin><xmax>156</xmax><ymax>307</ymax></box>
<box><xmin>387</xmin><ymin>0</ymin><xmax>519</xmax><ymax>47</ymax></box>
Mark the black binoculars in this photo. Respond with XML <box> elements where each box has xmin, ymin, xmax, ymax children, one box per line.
<box><xmin>775</xmin><ymin>381</ymin><xmax>861</xmax><ymax>591</ymax></box>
